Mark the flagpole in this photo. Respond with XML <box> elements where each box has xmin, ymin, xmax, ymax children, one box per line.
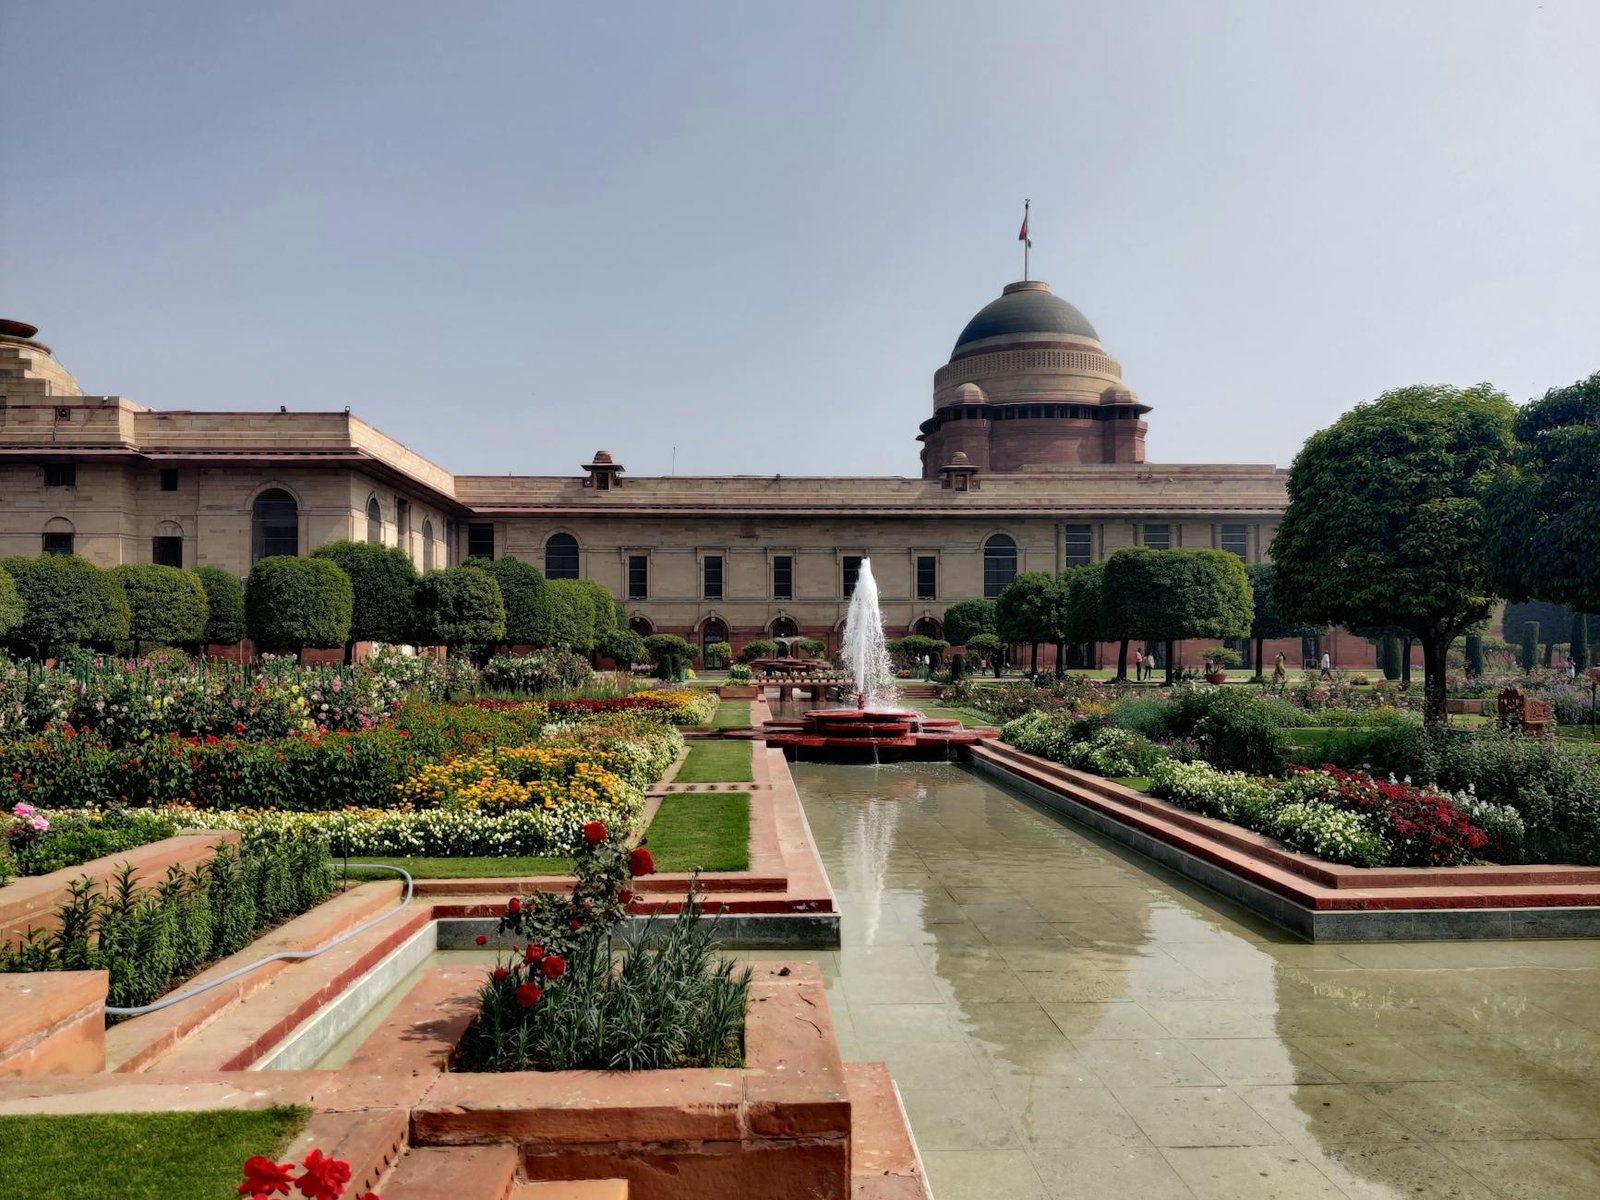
<box><xmin>1023</xmin><ymin>198</ymin><xmax>1030</xmax><ymax>280</ymax></box>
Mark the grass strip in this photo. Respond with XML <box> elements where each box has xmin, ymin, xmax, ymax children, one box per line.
<box><xmin>711</xmin><ymin>699</ymin><xmax>751</xmax><ymax>729</ymax></box>
<box><xmin>0</xmin><ymin>1106</ymin><xmax>309</xmax><ymax>1200</ymax></box>
<box><xmin>673</xmin><ymin>739</ymin><xmax>754</xmax><ymax>783</ymax></box>
<box><xmin>341</xmin><ymin>854</ymin><xmax>574</xmax><ymax>880</ymax></box>
<box><xmin>644</xmin><ymin>792</ymin><xmax>751</xmax><ymax>873</ymax></box>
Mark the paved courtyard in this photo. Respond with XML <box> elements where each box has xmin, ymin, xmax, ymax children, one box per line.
<box><xmin>788</xmin><ymin>761</ymin><xmax>1600</xmax><ymax>1200</ymax></box>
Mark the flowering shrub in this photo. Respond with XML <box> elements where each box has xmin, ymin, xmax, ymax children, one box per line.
<box><xmin>466</xmin><ymin>688</ymin><xmax>714</xmax><ymax>726</ymax></box>
<box><xmin>397</xmin><ymin>748</ymin><xmax>637</xmax><ymax>819</ymax></box>
<box><xmin>1266</xmin><ymin>801</ymin><xmax>1390</xmax><ymax>868</ymax></box>
<box><xmin>1309</xmin><ymin>765</ymin><xmax>1488</xmax><ymax>867</ymax></box>
<box><xmin>1148</xmin><ymin>760</ymin><xmax>1274</xmax><ymax>825</ymax></box>
<box><xmin>3</xmin><ymin>803</ymin><xmax>178</xmax><ymax>877</ymax></box>
<box><xmin>480</xmin><ymin>650</ymin><xmax>594</xmax><ymax>695</ymax></box>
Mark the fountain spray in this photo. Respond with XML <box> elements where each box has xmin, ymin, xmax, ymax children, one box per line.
<box><xmin>840</xmin><ymin>558</ymin><xmax>899</xmax><ymax>711</ymax></box>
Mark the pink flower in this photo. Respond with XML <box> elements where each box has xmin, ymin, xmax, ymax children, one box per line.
<box><xmin>12</xmin><ymin>802</ymin><xmax>33</xmax><ymax>818</ymax></box>
<box><xmin>27</xmin><ymin>816</ymin><xmax>48</xmax><ymax>832</ymax></box>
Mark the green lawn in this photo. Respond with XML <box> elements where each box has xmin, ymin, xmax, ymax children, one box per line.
<box><xmin>0</xmin><ymin>1107</ymin><xmax>308</xmax><ymax>1200</ymax></box>
<box><xmin>673</xmin><ymin>739</ymin><xmax>754</xmax><ymax>783</ymax></box>
<box><xmin>342</xmin><ymin>854</ymin><xmax>574</xmax><ymax>880</ymax></box>
<box><xmin>914</xmin><ymin>703</ymin><xmax>995</xmax><ymax>726</ymax></box>
<box><xmin>1109</xmin><ymin>776</ymin><xmax>1152</xmax><ymax>792</ymax></box>
<box><xmin>711</xmin><ymin>699</ymin><xmax>751</xmax><ymax>729</ymax></box>
<box><xmin>644</xmin><ymin>792</ymin><xmax>751</xmax><ymax>873</ymax></box>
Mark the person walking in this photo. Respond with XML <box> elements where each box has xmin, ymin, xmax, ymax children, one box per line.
<box><xmin>1273</xmin><ymin>651</ymin><xmax>1286</xmax><ymax>684</ymax></box>
<box><xmin>1135</xmin><ymin>645</ymin><xmax>1147</xmax><ymax>681</ymax></box>
<box><xmin>1145</xmin><ymin>649</ymin><xmax>1157</xmax><ymax>682</ymax></box>
<box><xmin>1320</xmin><ymin>651</ymin><xmax>1334</xmax><ymax>681</ymax></box>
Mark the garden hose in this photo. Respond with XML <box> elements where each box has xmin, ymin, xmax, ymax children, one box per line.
<box><xmin>103</xmin><ymin>863</ymin><xmax>415</xmax><ymax>1017</ymax></box>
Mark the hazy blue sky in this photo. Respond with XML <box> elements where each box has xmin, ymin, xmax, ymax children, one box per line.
<box><xmin>3</xmin><ymin>1</ymin><xmax>1597</xmax><ymax>478</ymax></box>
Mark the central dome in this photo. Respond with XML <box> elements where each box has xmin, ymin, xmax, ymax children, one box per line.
<box><xmin>951</xmin><ymin>280</ymin><xmax>1099</xmax><ymax>359</ymax></box>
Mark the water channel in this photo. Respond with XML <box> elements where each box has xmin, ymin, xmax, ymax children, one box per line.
<box><xmin>793</xmin><ymin>759</ymin><xmax>1600</xmax><ymax>1200</ymax></box>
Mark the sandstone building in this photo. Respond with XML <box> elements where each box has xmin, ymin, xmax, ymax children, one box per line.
<box><xmin>0</xmin><ymin>282</ymin><xmax>1293</xmax><ymax>662</ymax></box>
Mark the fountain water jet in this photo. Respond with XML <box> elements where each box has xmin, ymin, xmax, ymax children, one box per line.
<box><xmin>841</xmin><ymin>558</ymin><xmax>898</xmax><ymax>710</ymax></box>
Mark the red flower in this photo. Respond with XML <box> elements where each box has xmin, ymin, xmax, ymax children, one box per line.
<box><xmin>583</xmin><ymin>820</ymin><xmax>608</xmax><ymax>844</ymax></box>
<box><xmin>619</xmin><ymin>888</ymin><xmax>634</xmax><ymax>903</ymax></box>
<box><xmin>507</xmin><ymin>896</ymin><xmax>522</xmax><ymax>913</ymax></box>
<box><xmin>540</xmin><ymin>955</ymin><xmax>566</xmax><ymax>980</ymax></box>
<box><xmin>238</xmin><ymin>1155</ymin><xmax>296</xmax><ymax>1196</ymax></box>
<box><xmin>569</xmin><ymin>919</ymin><xmax>581</xmax><ymax>931</ymax></box>
<box><xmin>493</xmin><ymin>966</ymin><xmax>508</xmax><ymax>980</ymax></box>
<box><xmin>515</xmin><ymin>981</ymin><xmax>543</xmax><ymax>1007</ymax></box>
<box><xmin>294</xmin><ymin>1149</ymin><xmax>352</xmax><ymax>1200</ymax></box>
<box><xmin>526</xmin><ymin>944</ymin><xmax>544</xmax><ymax>959</ymax></box>
<box><xmin>234</xmin><ymin>722</ymin><xmax>246</xmax><ymax>734</ymax></box>
<box><xmin>475</xmin><ymin>934</ymin><xmax>487</xmax><ymax>945</ymax></box>
<box><xmin>628</xmin><ymin>847</ymin><xmax>656</xmax><ymax>876</ymax></box>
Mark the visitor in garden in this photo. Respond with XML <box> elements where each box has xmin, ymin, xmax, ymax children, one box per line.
<box><xmin>1135</xmin><ymin>645</ymin><xmax>1147</xmax><ymax>681</ymax></box>
<box><xmin>1273</xmin><ymin>652</ymin><xmax>1286</xmax><ymax>683</ymax></box>
<box><xmin>1320</xmin><ymin>651</ymin><xmax>1334</xmax><ymax>680</ymax></box>
<box><xmin>1145</xmin><ymin>649</ymin><xmax>1157</xmax><ymax>681</ymax></box>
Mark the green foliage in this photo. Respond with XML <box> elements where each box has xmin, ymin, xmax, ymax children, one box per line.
<box><xmin>8</xmin><ymin>810</ymin><xmax>180</xmax><ymax>877</ymax></box>
<box><xmin>941</xmin><ymin>597</ymin><xmax>997</xmax><ymax>646</ymax></box>
<box><xmin>1</xmin><ymin>555</ymin><xmax>130</xmax><ymax>657</ymax></box>
<box><xmin>545</xmin><ymin>579</ymin><xmax>597</xmax><ymax>651</ymax></box>
<box><xmin>1271</xmin><ymin>383</ymin><xmax>1517</xmax><ymax>727</ymax></box>
<box><xmin>1572</xmin><ymin>612</ymin><xmax>1590</xmax><ymax>671</ymax></box>
<box><xmin>312</xmin><ymin>540</ymin><xmax>419</xmax><ymax>647</ymax></box>
<box><xmin>480</xmin><ymin>650</ymin><xmax>594</xmax><ymax>694</ymax></box>
<box><xmin>1484</xmin><ymin>371</ymin><xmax>1600</xmax><ymax>614</ymax></box>
<box><xmin>110</xmin><ymin>564</ymin><xmax>208</xmax><ymax>654</ymax></box>
<box><xmin>1245</xmin><ymin>562</ymin><xmax>1318</xmax><ymax>658</ymax></box>
<box><xmin>571</xmin><ymin>579</ymin><xmax>620</xmax><ymax>636</ymax></box>
<box><xmin>1465</xmin><ymin>632</ymin><xmax>1485</xmax><ymax>677</ymax></box>
<box><xmin>596</xmin><ymin>626</ymin><xmax>646</xmax><ymax>666</ymax></box>
<box><xmin>1502</xmin><ymin>599</ymin><xmax>1573</xmax><ymax>645</ymax></box>
<box><xmin>412</xmin><ymin>566</ymin><xmax>506</xmax><ymax>654</ymax></box>
<box><xmin>1163</xmin><ymin>687</ymin><xmax>1288</xmax><ymax>775</ymax></box>
<box><xmin>995</xmin><ymin>572</ymin><xmax>1070</xmax><ymax>647</ymax></box>
<box><xmin>1061</xmin><ymin>562</ymin><xmax>1111</xmax><ymax>644</ymax></box>
<box><xmin>739</xmin><ymin>638</ymin><xmax>777</xmax><ymax>663</ymax></box>
<box><xmin>886</xmin><ymin>634</ymin><xmax>948</xmax><ymax>669</ymax></box>
<box><xmin>466</xmin><ymin>555</ymin><xmax>552</xmax><ymax>647</ymax></box>
<box><xmin>194</xmin><ymin>566</ymin><xmax>246</xmax><ymax>645</ymax></box>
<box><xmin>1103</xmin><ymin>548</ymin><xmax>1252</xmax><ymax>649</ymax></box>
<box><xmin>244</xmin><ymin>556</ymin><xmax>354</xmax><ymax>653</ymax></box>
<box><xmin>0</xmin><ymin>565</ymin><xmax>22</xmax><ymax>642</ymax></box>
<box><xmin>1520</xmin><ymin>621</ymin><xmax>1540</xmax><ymax>671</ymax></box>
<box><xmin>644</xmin><ymin>633</ymin><xmax>696</xmax><ymax>680</ymax></box>
<box><xmin>964</xmin><ymin>632</ymin><xmax>1007</xmax><ymax>676</ymax></box>
<box><xmin>703</xmin><ymin>641</ymin><xmax>733</xmax><ymax>669</ymax></box>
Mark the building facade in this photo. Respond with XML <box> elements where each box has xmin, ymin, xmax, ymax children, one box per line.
<box><xmin>0</xmin><ymin>282</ymin><xmax>1295</xmax><ymax>660</ymax></box>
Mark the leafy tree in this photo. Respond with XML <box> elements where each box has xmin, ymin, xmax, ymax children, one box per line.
<box><xmin>995</xmin><ymin>572</ymin><xmax>1070</xmax><ymax>675</ymax></box>
<box><xmin>1465</xmin><ymin>631</ymin><xmax>1485</xmax><ymax>677</ymax></box>
<box><xmin>194</xmin><ymin>567</ymin><xmax>246</xmax><ymax>646</ymax></box>
<box><xmin>545</xmin><ymin>579</ymin><xmax>597</xmax><ymax>652</ymax></box>
<box><xmin>1244</xmin><ymin>563</ymin><xmax>1318</xmax><ymax>680</ymax></box>
<box><xmin>1270</xmin><ymin>384</ymin><xmax>1516</xmax><ymax>727</ymax></box>
<box><xmin>465</xmin><ymin>555</ymin><xmax>553</xmax><ymax>648</ymax></box>
<box><xmin>2</xmin><ymin>555</ymin><xmax>130</xmax><ymax>658</ymax></box>
<box><xmin>739</xmin><ymin>639</ymin><xmax>778</xmax><ymax>663</ymax></box>
<box><xmin>1501</xmin><ymin>599</ymin><xmax>1572</xmax><ymax>647</ymax></box>
<box><xmin>799</xmin><ymin>638</ymin><xmax>827</xmax><ymax>658</ymax></box>
<box><xmin>244</xmin><ymin>556</ymin><xmax>354</xmax><ymax>657</ymax></box>
<box><xmin>1062</xmin><ymin>562</ymin><xmax>1115</xmax><ymax>677</ymax></box>
<box><xmin>703</xmin><ymin>641</ymin><xmax>733</xmax><ymax>669</ymax></box>
<box><xmin>1519</xmin><ymin>621</ymin><xmax>1540</xmax><ymax>671</ymax></box>
<box><xmin>643</xmin><ymin>633</ymin><xmax>696</xmax><ymax>680</ymax></box>
<box><xmin>1103</xmin><ymin>549</ymin><xmax>1252</xmax><ymax>683</ymax></box>
<box><xmin>941</xmin><ymin>598</ymin><xmax>997</xmax><ymax>647</ymax></box>
<box><xmin>1485</xmin><ymin>371</ymin><xmax>1600</xmax><ymax>614</ymax></box>
<box><xmin>412</xmin><ymin>566</ymin><xmax>505</xmax><ymax>657</ymax></box>
<box><xmin>1572</xmin><ymin>611</ymin><xmax>1591</xmax><ymax>671</ymax></box>
<box><xmin>0</xmin><ymin>565</ymin><xmax>22</xmax><ymax>643</ymax></box>
<box><xmin>313</xmin><ymin>540</ymin><xmax>419</xmax><ymax>660</ymax></box>
<box><xmin>596</xmin><ymin>626</ymin><xmax>646</xmax><ymax>667</ymax></box>
<box><xmin>886</xmin><ymin>634</ymin><xmax>949</xmax><ymax>671</ymax></box>
<box><xmin>111</xmin><ymin>564</ymin><xmax>208</xmax><ymax>656</ymax></box>
<box><xmin>964</xmin><ymin>632</ymin><xmax>1007</xmax><ymax>678</ymax></box>
<box><xmin>573</xmin><ymin>579</ymin><xmax>621</xmax><ymax>641</ymax></box>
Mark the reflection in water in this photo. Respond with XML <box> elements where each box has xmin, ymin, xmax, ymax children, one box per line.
<box><xmin>792</xmin><ymin>760</ymin><xmax>1600</xmax><ymax>1200</ymax></box>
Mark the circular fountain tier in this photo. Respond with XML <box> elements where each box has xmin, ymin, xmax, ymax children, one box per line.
<box><xmin>761</xmin><ymin>708</ymin><xmax>999</xmax><ymax>760</ymax></box>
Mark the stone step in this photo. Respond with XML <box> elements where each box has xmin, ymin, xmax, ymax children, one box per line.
<box><xmin>511</xmin><ymin>1182</ymin><xmax>628</xmax><ymax>1199</ymax></box>
<box><xmin>844</xmin><ymin>1061</ymin><xmax>932</xmax><ymax>1200</ymax></box>
<box><xmin>285</xmin><ymin>1108</ymin><xmax>408</xmax><ymax>1200</ymax></box>
<box><xmin>379</xmin><ymin>1144</ymin><xmax>519</xmax><ymax>1200</ymax></box>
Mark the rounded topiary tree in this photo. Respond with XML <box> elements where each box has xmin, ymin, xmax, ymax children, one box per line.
<box><xmin>942</xmin><ymin>598</ymin><xmax>997</xmax><ymax>647</ymax></box>
<box><xmin>245</xmin><ymin>556</ymin><xmax>354</xmax><ymax>658</ymax></box>
<box><xmin>465</xmin><ymin>555</ymin><xmax>551</xmax><ymax>648</ymax></box>
<box><xmin>0</xmin><ymin>565</ymin><xmax>23</xmax><ymax>645</ymax></box>
<box><xmin>111</xmin><ymin>564</ymin><xmax>208</xmax><ymax>656</ymax></box>
<box><xmin>194</xmin><ymin>566</ymin><xmax>247</xmax><ymax>647</ymax></box>
<box><xmin>596</xmin><ymin>626</ymin><xmax>646</xmax><ymax>667</ymax></box>
<box><xmin>545</xmin><ymin>579</ymin><xmax>597</xmax><ymax>652</ymax></box>
<box><xmin>1</xmin><ymin>554</ymin><xmax>130</xmax><ymax>659</ymax></box>
<box><xmin>643</xmin><ymin>633</ymin><xmax>696</xmax><ymax>680</ymax></box>
<box><xmin>312</xmin><ymin>540</ymin><xmax>420</xmax><ymax>660</ymax></box>
<box><xmin>964</xmin><ymin>632</ymin><xmax>1007</xmax><ymax>678</ymax></box>
<box><xmin>412</xmin><ymin>566</ymin><xmax>506</xmax><ymax>658</ymax></box>
<box><xmin>703</xmin><ymin>640</ymin><xmax>733</xmax><ymax>669</ymax></box>
<box><xmin>1520</xmin><ymin>620</ymin><xmax>1540</xmax><ymax>672</ymax></box>
<box><xmin>739</xmin><ymin>638</ymin><xmax>777</xmax><ymax>663</ymax></box>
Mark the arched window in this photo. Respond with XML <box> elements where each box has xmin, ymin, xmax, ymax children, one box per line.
<box><xmin>702</xmin><ymin>618</ymin><xmax>728</xmax><ymax>661</ymax></box>
<box><xmin>628</xmin><ymin>616</ymin><xmax>654</xmax><ymax>637</ymax></box>
<box><xmin>983</xmin><ymin>534</ymin><xmax>1017</xmax><ymax>598</ymax></box>
<box><xmin>771</xmin><ymin>617</ymin><xmax>799</xmax><ymax>639</ymax></box>
<box><xmin>545</xmin><ymin>532</ymin><xmax>580</xmax><ymax>579</ymax></box>
<box><xmin>366</xmin><ymin>497</ymin><xmax>383</xmax><ymax>545</ymax></box>
<box><xmin>253</xmin><ymin>488</ymin><xmax>299</xmax><ymax>562</ymax></box>
<box><xmin>912</xmin><ymin>617</ymin><xmax>943</xmax><ymax>639</ymax></box>
<box><xmin>42</xmin><ymin>516</ymin><xmax>75</xmax><ymax>557</ymax></box>
<box><xmin>421</xmin><ymin>519</ymin><xmax>435</xmax><ymax>572</ymax></box>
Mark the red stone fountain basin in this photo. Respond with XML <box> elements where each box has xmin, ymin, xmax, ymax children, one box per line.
<box><xmin>761</xmin><ymin>707</ymin><xmax>998</xmax><ymax>759</ymax></box>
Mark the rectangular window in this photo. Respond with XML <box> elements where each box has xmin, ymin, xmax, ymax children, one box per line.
<box><xmin>772</xmin><ymin>555</ymin><xmax>794</xmax><ymax>600</ymax></box>
<box><xmin>42</xmin><ymin>533</ymin><xmax>73</xmax><ymax>556</ymax></box>
<box><xmin>628</xmin><ymin>554</ymin><xmax>649</xmax><ymax>600</ymax></box>
<box><xmin>1065</xmin><ymin>524</ymin><xmax>1093</xmax><ymax>568</ymax></box>
<box><xmin>159</xmin><ymin>468</ymin><xmax>179</xmax><ymax>491</ymax></box>
<box><xmin>1143</xmin><ymin>523</ymin><xmax>1171</xmax><ymax>550</ymax></box>
<box><xmin>43</xmin><ymin>464</ymin><xmax>76</xmax><ymax>488</ymax></box>
<box><xmin>703</xmin><ymin>555</ymin><xmax>723</xmax><ymax>600</ymax></box>
<box><xmin>466</xmin><ymin>522</ymin><xmax>495</xmax><ymax>560</ymax></box>
<box><xmin>152</xmin><ymin>535</ymin><xmax>183</xmax><ymax>568</ymax></box>
<box><xmin>1220</xmin><ymin>523</ymin><xmax>1249</xmax><ymax>560</ymax></box>
<box><xmin>842</xmin><ymin>555</ymin><xmax>863</xmax><ymax>599</ymax></box>
<box><xmin>916</xmin><ymin>555</ymin><xmax>937</xmax><ymax>601</ymax></box>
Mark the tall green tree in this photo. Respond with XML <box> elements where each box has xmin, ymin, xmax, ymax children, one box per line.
<box><xmin>412</xmin><ymin>566</ymin><xmax>505</xmax><ymax>658</ymax></box>
<box><xmin>1103</xmin><ymin>549</ymin><xmax>1252</xmax><ymax>684</ymax></box>
<box><xmin>1485</xmin><ymin>371</ymin><xmax>1600</xmax><ymax>614</ymax></box>
<box><xmin>111</xmin><ymin>564</ymin><xmax>208</xmax><ymax>656</ymax></box>
<box><xmin>465</xmin><ymin>555</ymin><xmax>552</xmax><ymax>648</ymax></box>
<box><xmin>1570</xmin><ymin>611</ymin><xmax>1590</xmax><ymax>671</ymax></box>
<box><xmin>1062</xmin><ymin>562</ymin><xmax>1115</xmax><ymax>677</ymax></box>
<box><xmin>2</xmin><ymin>555</ymin><xmax>130</xmax><ymax>658</ymax></box>
<box><xmin>1270</xmin><ymin>383</ymin><xmax>1516</xmax><ymax>728</ymax></box>
<box><xmin>545</xmin><ymin>579</ymin><xmax>597</xmax><ymax>652</ymax></box>
<box><xmin>244</xmin><ymin>557</ymin><xmax>354</xmax><ymax>657</ymax></box>
<box><xmin>313</xmin><ymin>540</ymin><xmax>420</xmax><ymax>660</ymax></box>
<box><xmin>1244</xmin><ymin>563</ymin><xmax>1318</xmax><ymax>680</ymax></box>
<box><xmin>995</xmin><ymin>572</ymin><xmax>1069</xmax><ymax>676</ymax></box>
<box><xmin>0</xmin><ymin>565</ymin><xmax>24</xmax><ymax>645</ymax></box>
<box><xmin>941</xmin><ymin>598</ymin><xmax>997</xmax><ymax>648</ymax></box>
<box><xmin>194</xmin><ymin>567</ymin><xmax>246</xmax><ymax>647</ymax></box>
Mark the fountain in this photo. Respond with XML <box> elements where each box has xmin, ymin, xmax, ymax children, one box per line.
<box><xmin>761</xmin><ymin>558</ymin><xmax>998</xmax><ymax>759</ymax></box>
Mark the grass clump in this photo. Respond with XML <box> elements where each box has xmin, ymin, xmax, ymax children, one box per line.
<box><xmin>342</xmin><ymin>854</ymin><xmax>574</xmax><ymax>880</ymax></box>
<box><xmin>645</xmin><ymin>793</ymin><xmax>750</xmax><ymax>873</ymax></box>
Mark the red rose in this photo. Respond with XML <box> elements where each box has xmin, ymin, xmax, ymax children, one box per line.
<box><xmin>475</xmin><ymin>934</ymin><xmax>487</xmax><ymax>945</ymax></box>
<box><xmin>508</xmin><ymin>897</ymin><xmax>522</xmax><ymax>912</ymax></box>
<box><xmin>515</xmin><ymin>981</ymin><xmax>543</xmax><ymax>1007</ymax></box>
<box><xmin>583</xmin><ymin>820</ymin><xmax>607</xmax><ymax>844</ymax></box>
<box><xmin>238</xmin><ymin>1154</ymin><xmax>296</xmax><ymax>1196</ymax></box>
<box><xmin>294</xmin><ymin>1148</ymin><xmax>352</xmax><ymax>1200</ymax></box>
<box><xmin>569</xmin><ymin>919</ymin><xmax>581</xmax><ymax>930</ymax></box>
<box><xmin>523</xmin><ymin>945</ymin><xmax>541</xmax><ymax>963</ymax></box>
<box><xmin>540</xmin><ymin>955</ymin><xmax>566</xmax><ymax>980</ymax></box>
<box><xmin>628</xmin><ymin>847</ymin><xmax>656</xmax><ymax>876</ymax></box>
<box><xmin>492</xmin><ymin>966</ymin><xmax>508</xmax><ymax>980</ymax></box>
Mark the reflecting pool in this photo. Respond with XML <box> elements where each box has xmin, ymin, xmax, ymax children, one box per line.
<box><xmin>791</xmin><ymin>761</ymin><xmax>1600</xmax><ymax>1200</ymax></box>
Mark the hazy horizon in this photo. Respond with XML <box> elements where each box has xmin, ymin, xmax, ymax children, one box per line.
<box><xmin>4</xmin><ymin>1</ymin><xmax>1597</xmax><ymax>478</ymax></box>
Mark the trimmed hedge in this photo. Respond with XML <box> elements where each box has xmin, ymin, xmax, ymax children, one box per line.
<box><xmin>111</xmin><ymin>564</ymin><xmax>208</xmax><ymax>654</ymax></box>
<box><xmin>195</xmin><ymin>567</ymin><xmax>246</xmax><ymax>646</ymax></box>
<box><xmin>245</xmin><ymin>556</ymin><xmax>353</xmax><ymax>653</ymax></box>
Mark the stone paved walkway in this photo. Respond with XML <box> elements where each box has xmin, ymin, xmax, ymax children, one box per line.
<box><xmin>783</xmin><ymin>761</ymin><xmax>1600</xmax><ymax>1200</ymax></box>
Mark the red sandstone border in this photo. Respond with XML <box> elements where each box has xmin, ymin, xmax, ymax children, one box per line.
<box><xmin>973</xmin><ymin>741</ymin><xmax>1600</xmax><ymax>912</ymax></box>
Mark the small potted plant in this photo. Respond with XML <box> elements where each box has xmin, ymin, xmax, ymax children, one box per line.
<box><xmin>1201</xmin><ymin>646</ymin><xmax>1241</xmax><ymax>684</ymax></box>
